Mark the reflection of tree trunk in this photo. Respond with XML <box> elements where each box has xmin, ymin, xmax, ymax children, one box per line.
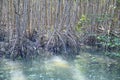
<box><xmin>0</xmin><ymin>0</ymin><xmax>3</xmax><ymax>25</ymax></box>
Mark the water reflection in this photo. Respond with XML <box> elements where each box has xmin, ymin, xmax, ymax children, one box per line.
<box><xmin>0</xmin><ymin>53</ymin><xmax>120</xmax><ymax>80</ymax></box>
<box><xmin>2</xmin><ymin>59</ymin><xmax>27</xmax><ymax>80</ymax></box>
<box><xmin>72</xmin><ymin>68</ymin><xmax>86</xmax><ymax>80</ymax></box>
<box><xmin>44</xmin><ymin>56</ymin><xmax>87</xmax><ymax>80</ymax></box>
<box><xmin>44</xmin><ymin>56</ymin><xmax>70</xmax><ymax>68</ymax></box>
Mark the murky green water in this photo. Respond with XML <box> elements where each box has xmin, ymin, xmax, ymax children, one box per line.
<box><xmin>0</xmin><ymin>52</ymin><xmax>120</xmax><ymax>80</ymax></box>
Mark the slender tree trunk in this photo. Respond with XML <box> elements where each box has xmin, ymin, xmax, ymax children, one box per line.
<box><xmin>0</xmin><ymin>0</ymin><xmax>3</xmax><ymax>25</ymax></box>
<box><xmin>13</xmin><ymin>0</ymin><xmax>23</xmax><ymax>59</ymax></box>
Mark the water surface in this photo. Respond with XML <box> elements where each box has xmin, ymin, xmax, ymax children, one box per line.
<box><xmin>0</xmin><ymin>52</ymin><xmax>120</xmax><ymax>80</ymax></box>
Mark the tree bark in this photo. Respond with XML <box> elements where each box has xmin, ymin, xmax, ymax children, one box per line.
<box><xmin>0</xmin><ymin>0</ymin><xmax>3</xmax><ymax>25</ymax></box>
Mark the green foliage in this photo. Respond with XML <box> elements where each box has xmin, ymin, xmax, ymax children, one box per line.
<box><xmin>105</xmin><ymin>52</ymin><xmax>120</xmax><ymax>58</ymax></box>
<box><xmin>75</xmin><ymin>15</ymin><xmax>89</xmax><ymax>32</ymax></box>
<box><xmin>97</xmin><ymin>35</ymin><xmax>120</xmax><ymax>48</ymax></box>
<box><xmin>79</xmin><ymin>15</ymin><xmax>90</xmax><ymax>24</ymax></box>
<box><xmin>96</xmin><ymin>14</ymin><xmax>111</xmax><ymax>23</ymax></box>
<box><xmin>116</xmin><ymin>0</ymin><xmax>120</xmax><ymax>9</ymax></box>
